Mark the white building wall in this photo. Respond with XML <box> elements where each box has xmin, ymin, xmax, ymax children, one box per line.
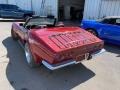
<box><xmin>7</xmin><ymin>0</ymin><xmax>32</xmax><ymax>10</ymax></box>
<box><xmin>84</xmin><ymin>0</ymin><xmax>120</xmax><ymax>20</ymax></box>
<box><xmin>100</xmin><ymin>0</ymin><xmax>120</xmax><ymax>18</ymax></box>
<box><xmin>83</xmin><ymin>0</ymin><xmax>101</xmax><ymax>19</ymax></box>
<box><xmin>0</xmin><ymin>0</ymin><xmax>58</xmax><ymax>18</ymax></box>
<box><xmin>32</xmin><ymin>0</ymin><xmax>44</xmax><ymax>15</ymax></box>
<box><xmin>1</xmin><ymin>0</ymin><xmax>120</xmax><ymax>20</ymax></box>
<box><xmin>45</xmin><ymin>0</ymin><xmax>58</xmax><ymax>18</ymax></box>
<box><xmin>0</xmin><ymin>0</ymin><xmax>7</xmax><ymax>4</ymax></box>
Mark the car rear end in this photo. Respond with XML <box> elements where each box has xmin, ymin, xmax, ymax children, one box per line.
<box><xmin>32</xmin><ymin>27</ymin><xmax>105</xmax><ymax>70</ymax></box>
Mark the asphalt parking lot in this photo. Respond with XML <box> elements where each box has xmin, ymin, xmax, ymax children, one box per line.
<box><xmin>0</xmin><ymin>22</ymin><xmax>120</xmax><ymax>90</ymax></box>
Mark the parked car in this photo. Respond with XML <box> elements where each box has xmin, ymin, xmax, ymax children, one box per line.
<box><xmin>11</xmin><ymin>16</ymin><xmax>105</xmax><ymax>70</ymax></box>
<box><xmin>0</xmin><ymin>4</ymin><xmax>34</xmax><ymax>19</ymax></box>
<box><xmin>81</xmin><ymin>16</ymin><xmax>120</xmax><ymax>45</ymax></box>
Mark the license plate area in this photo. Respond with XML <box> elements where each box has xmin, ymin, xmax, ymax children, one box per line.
<box><xmin>76</xmin><ymin>53</ymin><xmax>90</xmax><ymax>62</ymax></box>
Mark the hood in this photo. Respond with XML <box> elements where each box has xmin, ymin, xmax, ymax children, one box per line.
<box><xmin>32</xmin><ymin>27</ymin><xmax>103</xmax><ymax>53</ymax></box>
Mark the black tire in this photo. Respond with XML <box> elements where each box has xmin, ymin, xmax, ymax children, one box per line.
<box><xmin>87</xmin><ymin>29</ymin><xmax>98</xmax><ymax>36</ymax></box>
<box><xmin>24</xmin><ymin>43</ymin><xmax>40</xmax><ymax>68</ymax></box>
<box><xmin>11</xmin><ymin>28</ymin><xmax>18</xmax><ymax>41</ymax></box>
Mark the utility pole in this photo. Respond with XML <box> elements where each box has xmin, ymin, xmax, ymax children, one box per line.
<box><xmin>6</xmin><ymin>0</ymin><xmax>8</xmax><ymax>4</ymax></box>
<box><xmin>41</xmin><ymin>0</ymin><xmax>46</xmax><ymax>16</ymax></box>
<box><xmin>31</xmin><ymin>0</ymin><xmax>33</xmax><ymax>11</ymax></box>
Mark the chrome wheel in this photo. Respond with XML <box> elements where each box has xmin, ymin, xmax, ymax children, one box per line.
<box><xmin>87</xmin><ymin>29</ymin><xmax>98</xmax><ymax>36</ymax></box>
<box><xmin>24</xmin><ymin>43</ymin><xmax>39</xmax><ymax>67</ymax></box>
<box><xmin>25</xmin><ymin>43</ymin><xmax>32</xmax><ymax>64</ymax></box>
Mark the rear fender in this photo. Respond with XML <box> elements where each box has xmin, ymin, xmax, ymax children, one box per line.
<box><xmin>86</xmin><ymin>28</ymin><xmax>98</xmax><ymax>36</ymax></box>
<box><xmin>28</xmin><ymin>41</ymin><xmax>43</xmax><ymax>64</ymax></box>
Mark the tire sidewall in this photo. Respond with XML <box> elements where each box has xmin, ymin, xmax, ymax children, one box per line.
<box><xmin>87</xmin><ymin>29</ymin><xmax>98</xmax><ymax>36</ymax></box>
<box><xmin>24</xmin><ymin>43</ymin><xmax>38</xmax><ymax>67</ymax></box>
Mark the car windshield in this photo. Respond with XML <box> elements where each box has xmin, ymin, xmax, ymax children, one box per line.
<box><xmin>26</xmin><ymin>17</ymin><xmax>55</xmax><ymax>26</ymax></box>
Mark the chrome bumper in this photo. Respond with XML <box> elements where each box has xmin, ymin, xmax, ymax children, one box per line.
<box><xmin>42</xmin><ymin>49</ymin><xmax>106</xmax><ymax>70</ymax></box>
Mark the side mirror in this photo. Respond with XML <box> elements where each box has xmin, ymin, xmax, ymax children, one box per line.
<box><xmin>19</xmin><ymin>23</ymin><xmax>24</xmax><ymax>26</ymax></box>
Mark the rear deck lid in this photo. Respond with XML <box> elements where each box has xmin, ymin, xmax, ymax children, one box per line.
<box><xmin>32</xmin><ymin>27</ymin><xmax>102</xmax><ymax>53</ymax></box>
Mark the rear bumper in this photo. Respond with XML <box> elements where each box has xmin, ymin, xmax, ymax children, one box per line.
<box><xmin>42</xmin><ymin>49</ymin><xmax>106</xmax><ymax>70</ymax></box>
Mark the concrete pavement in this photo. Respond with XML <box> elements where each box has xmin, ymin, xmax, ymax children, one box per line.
<box><xmin>0</xmin><ymin>22</ymin><xmax>120</xmax><ymax>90</ymax></box>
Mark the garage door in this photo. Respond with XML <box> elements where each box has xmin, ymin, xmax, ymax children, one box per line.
<box><xmin>100</xmin><ymin>0</ymin><xmax>120</xmax><ymax>18</ymax></box>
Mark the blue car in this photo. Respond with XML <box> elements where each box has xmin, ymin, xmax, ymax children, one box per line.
<box><xmin>0</xmin><ymin>4</ymin><xmax>34</xmax><ymax>19</ymax></box>
<box><xmin>81</xmin><ymin>16</ymin><xmax>120</xmax><ymax>45</ymax></box>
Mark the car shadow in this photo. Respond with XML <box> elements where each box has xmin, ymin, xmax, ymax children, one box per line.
<box><xmin>104</xmin><ymin>44</ymin><xmax>120</xmax><ymax>57</ymax></box>
<box><xmin>3</xmin><ymin>37</ymin><xmax>95</xmax><ymax>90</ymax></box>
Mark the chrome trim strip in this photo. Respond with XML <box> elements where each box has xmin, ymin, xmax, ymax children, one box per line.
<box><xmin>42</xmin><ymin>60</ymin><xmax>76</xmax><ymax>70</ymax></box>
<box><xmin>42</xmin><ymin>49</ymin><xmax>106</xmax><ymax>70</ymax></box>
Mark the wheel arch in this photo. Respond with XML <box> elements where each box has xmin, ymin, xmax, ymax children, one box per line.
<box><xmin>24</xmin><ymin>14</ymin><xmax>32</xmax><ymax>17</ymax></box>
<box><xmin>86</xmin><ymin>28</ymin><xmax>99</xmax><ymax>36</ymax></box>
<box><xmin>25</xmin><ymin>41</ymin><xmax>43</xmax><ymax>64</ymax></box>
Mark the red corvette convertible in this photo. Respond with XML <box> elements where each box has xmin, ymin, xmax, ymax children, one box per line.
<box><xmin>11</xmin><ymin>16</ymin><xmax>105</xmax><ymax>70</ymax></box>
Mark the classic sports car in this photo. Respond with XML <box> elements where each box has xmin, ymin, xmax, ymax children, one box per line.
<box><xmin>81</xmin><ymin>16</ymin><xmax>120</xmax><ymax>45</ymax></box>
<box><xmin>11</xmin><ymin>16</ymin><xmax>105</xmax><ymax>70</ymax></box>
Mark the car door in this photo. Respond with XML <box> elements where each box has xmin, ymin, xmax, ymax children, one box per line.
<box><xmin>19</xmin><ymin>26</ymin><xmax>28</xmax><ymax>42</ymax></box>
<box><xmin>99</xmin><ymin>19</ymin><xmax>115</xmax><ymax>38</ymax></box>
<box><xmin>14</xmin><ymin>23</ymin><xmax>28</xmax><ymax>44</ymax></box>
<box><xmin>10</xmin><ymin>9</ymin><xmax>24</xmax><ymax>18</ymax></box>
<box><xmin>100</xmin><ymin>18</ymin><xmax>120</xmax><ymax>43</ymax></box>
<box><xmin>10</xmin><ymin>6</ymin><xmax>24</xmax><ymax>18</ymax></box>
<box><xmin>107</xmin><ymin>19</ymin><xmax>120</xmax><ymax>42</ymax></box>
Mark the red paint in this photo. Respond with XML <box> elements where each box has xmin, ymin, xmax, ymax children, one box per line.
<box><xmin>12</xmin><ymin>23</ymin><xmax>104</xmax><ymax>64</ymax></box>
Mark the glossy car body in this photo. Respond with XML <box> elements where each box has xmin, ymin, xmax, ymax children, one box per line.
<box><xmin>11</xmin><ymin>16</ymin><xmax>105</xmax><ymax>70</ymax></box>
<box><xmin>0</xmin><ymin>4</ymin><xmax>34</xmax><ymax>19</ymax></box>
<box><xmin>81</xmin><ymin>16</ymin><xmax>120</xmax><ymax>45</ymax></box>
